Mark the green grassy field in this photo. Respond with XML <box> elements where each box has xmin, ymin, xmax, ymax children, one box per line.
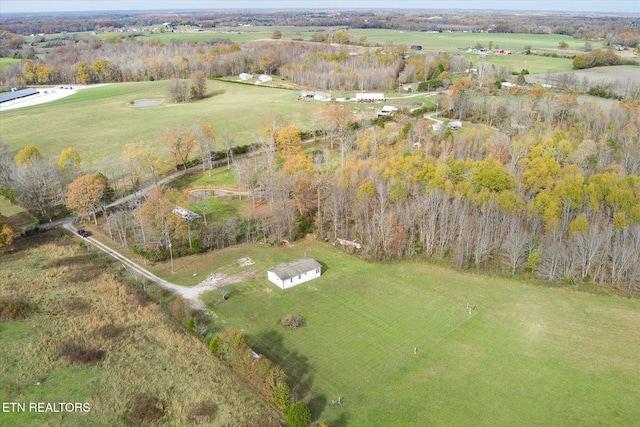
<box><xmin>0</xmin><ymin>80</ymin><xmax>323</xmax><ymax>167</ymax></box>
<box><xmin>197</xmin><ymin>239</ymin><xmax>640</xmax><ymax>426</ymax></box>
<box><xmin>0</xmin><ymin>196</ymin><xmax>37</xmax><ymax>230</ymax></box>
<box><xmin>0</xmin><ymin>232</ymin><xmax>284</xmax><ymax>426</ymax></box>
<box><xmin>0</xmin><ymin>58</ymin><xmax>21</xmax><ymax>71</ymax></box>
<box><xmin>461</xmin><ymin>52</ymin><xmax>573</xmax><ymax>74</ymax></box>
<box><xmin>347</xmin><ymin>30</ymin><xmax>588</xmax><ymax>52</ymax></box>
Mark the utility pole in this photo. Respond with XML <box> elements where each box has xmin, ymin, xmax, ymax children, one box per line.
<box><xmin>166</xmin><ymin>232</ymin><xmax>174</xmax><ymax>274</ymax></box>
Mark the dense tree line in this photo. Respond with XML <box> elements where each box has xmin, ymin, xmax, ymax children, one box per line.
<box><xmin>5</xmin><ymin>82</ymin><xmax>637</xmax><ymax>290</ymax></box>
<box><xmin>1</xmin><ymin>36</ymin><xmax>411</xmax><ymax>91</ymax></box>
<box><xmin>106</xmin><ymin>93</ymin><xmax>638</xmax><ymax>290</ymax></box>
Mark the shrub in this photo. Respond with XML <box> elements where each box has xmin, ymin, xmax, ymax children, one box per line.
<box><xmin>286</xmin><ymin>402</ymin><xmax>312</xmax><ymax>427</ymax></box>
<box><xmin>124</xmin><ymin>394</ymin><xmax>165</xmax><ymax>426</ymax></box>
<box><xmin>279</xmin><ymin>315</ymin><xmax>305</xmax><ymax>330</ymax></box>
<box><xmin>59</xmin><ymin>340</ymin><xmax>104</xmax><ymax>364</ymax></box>
<box><xmin>417</xmin><ymin>79</ymin><xmax>443</xmax><ymax>92</ymax></box>
<box><xmin>0</xmin><ymin>296</ymin><xmax>33</xmax><ymax>321</ymax></box>
<box><xmin>187</xmin><ymin>400</ymin><xmax>217</xmax><ymax>424</ymax></box>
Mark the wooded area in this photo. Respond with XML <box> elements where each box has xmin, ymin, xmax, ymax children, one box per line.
<box><xmin>1</xmin><ymin>10</ymin><xmax>639</xmax><ymax>292</ymax></box>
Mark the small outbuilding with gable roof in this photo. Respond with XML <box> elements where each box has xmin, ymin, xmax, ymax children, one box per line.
<box><xmin>267</xmin><ymin>257</ymin><xmax>322</xmax><ymax>290</ymax></box>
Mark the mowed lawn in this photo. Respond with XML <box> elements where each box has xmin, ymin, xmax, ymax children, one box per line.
<box><xmin>203</xmin><ymin>239</ymin><xmax>640</xmax><ymax>426</ymax></box>
<box><xmin>0</xmin><ymin>80</ymin><xmax>322</xmax><ymax>166</ymax></box>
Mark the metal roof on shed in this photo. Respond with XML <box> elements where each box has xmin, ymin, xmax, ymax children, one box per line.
<box><xmin>0</xmin><ymin>88</ymin><xmax>39</xmax><ymax>103</ymax></box>
<box><xmin>268</xmin><ymin>257</ymin><xmax>321</xmax><ymax>281</ymax></box>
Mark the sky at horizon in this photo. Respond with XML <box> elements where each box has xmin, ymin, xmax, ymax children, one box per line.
<box><xmin>1</xmin><ymin>0</ymin><xmax>639</xmax><ymax>14</ymax></box>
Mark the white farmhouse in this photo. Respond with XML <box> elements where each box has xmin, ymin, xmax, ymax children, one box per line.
<box><xmin>267</xmin><ymin>257</ymin><xmax>322</xmax><ymax>290</ymax></box>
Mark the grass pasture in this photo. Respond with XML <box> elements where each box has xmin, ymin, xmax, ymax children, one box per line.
<box><xmin>346</xmin><ymin>30</ymin><xmax>587</xmax><ymax>53</ymax></box>
<box><xmin>0</xmin><ymin>58</ymin><xmax>21</xmax><ymax>71</ymax></box>
<box><xmin>0</xmin><ymin>79</ymin><xmax>323</xmax><ymax>166</ymax></box>
<box><xmin>201</xmin><ymin>239</ymin><xmax>640</xmax><ymax>426</ymax></box>
<box><xmin>535</xmin><ymin>64</ymin><xmax>640</xmax><ymax>85</ymax></box>
<box><xmin>0</xmin><ymin>231</ymin><xmax>284</xmax><ymax>426</ymax></box>
<box><xmin>0</xmin><ymin>195</ymin><xmax>37</xmax><ymax>230</ymax></box>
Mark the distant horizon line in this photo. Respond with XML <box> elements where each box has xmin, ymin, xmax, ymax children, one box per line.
<box><xmin>2</xmin><ymin>7</ymin><xmax>638</xmax><ymax>15</ymax></box>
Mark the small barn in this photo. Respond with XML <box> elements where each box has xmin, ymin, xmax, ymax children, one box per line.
<box><xmin>267</xmin><ymin>257</ymin><xmax>322</xmax><ymax>290</ymax></box>
<box><xmin>377</xmin><ymin>105</ymin><xmax>398</xmax><ymax>117</ymax></box>
<box><xmin>239</xmin><ymin>73</ymin><xmax>253</xmax><ymax>81</ymax></box>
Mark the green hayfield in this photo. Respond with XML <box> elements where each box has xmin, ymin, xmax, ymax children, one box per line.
<box><xmin>200</xmin><ymin>239</ymin><xmax>640</xmax><ymax>426</ymax></box>
<box><xmin>0</xmin><ymin>58</ymin><xmax>21</xmax><ymax>71</ymax></box>
<box><xmin>0</xmin><ymin>80</ymin><xmax>323</xmax><ymax>167</ymax></box>
<box><xmin>0</xmin><ymin>196</ymin><xmax>37</xmax><ymax>230</ymax></box>
<box><xmin>348</xmin><ymin>30</ymin><xmax>588</xmax><ymax>52</ymax></box>
<box><xmin>460</xmin><ymin>52</ymin><xmax>573</xmax><ymax>74</ymax></box>
<box><xmin>148</xmin><ymin>26</ymin><xmax>336</xmax><ymax>43</ymax></box>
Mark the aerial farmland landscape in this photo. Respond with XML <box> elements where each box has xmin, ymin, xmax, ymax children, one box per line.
<box><xmin>1</xmin><ymin>1</ymin><xmax>639</xmax><ymax>426</ymax></box>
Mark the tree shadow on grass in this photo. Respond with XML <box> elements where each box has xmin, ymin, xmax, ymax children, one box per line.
<box><xmin>251</xmin><ymin>329</ymin><xmax>326</xmax><ymax>420</ymax></box>
<box><xmin>330</xmin><ymin>413</ymin><xmax>349</xmax><ymax>427</ymax></box>
<box><xmin>202</xmin><ymin>90</ymin><xmax>225</xmax><ymax>99</ymax></box>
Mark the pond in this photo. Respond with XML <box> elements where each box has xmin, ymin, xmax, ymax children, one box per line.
<box><xmin>131</xmin><ymin>99</ymin><xmax>163</xmax><ymax>107</ymax></box>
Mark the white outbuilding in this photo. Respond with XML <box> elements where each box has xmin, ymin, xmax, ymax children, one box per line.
<box><xmin>356</xmin><ymin>92</ymin><xmax>385</xmax><ymax>103</ymax></box>
<box><xmin>267</xmin><ymin>257</ymin><xmax>322</xmax><ymax>290</ymax></box>
<box><xmin>255</xmin><ymin>74</ymin><xmax>273</xmax><ymax>84</ymax></box>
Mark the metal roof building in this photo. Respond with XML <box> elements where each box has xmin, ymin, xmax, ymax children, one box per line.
<box><xmin>0</xmin><ymin>88</ymin><xmax>39</xmax><ymax>104</ymax></box>
<box><xmin>267</xmin><ymin>257</ymin><xmax>322</xmax><ymax>290</ymax></box>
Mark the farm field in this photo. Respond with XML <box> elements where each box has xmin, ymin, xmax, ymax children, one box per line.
<box><xmin>460</xmin><ymin>51</ymin><xmax>573</xmax><ymax>74</ymax></box>
<box><xmin>75</xmin><ymin>27</ymin><xmax>588</xmax><ymax>54</ymax></box>
<box><xmin>0</xmin><ymin>58</ymin><xmax>20</xmax><ymax>71</ymax></box>
<box><xmin>0</xmin><ymin>79</ymin><xmax>323</xmax><ymax>166</ymax></box>
<box><xmin>201</xmin><ymin>239</ymin><xmax>640</xmax><ymax>426</ymax></box>
<box><xmin>347</xmin><ymin>29</ymin><xmax>586</xmax><ymax>52</ymax></box>
<box><xmin>0</xmin><ymin>231</ymin><xmax>284</xmax><ymax>426</ymax></box>
<box><xmin>528</xmin><ymin>64</ymin><xmax>640</xmax><ymax>85</ymax></box>
<box><xmin>149</xmin><ymin>26</ymin><xmax>335</xmax><ymax>43</ymax></box>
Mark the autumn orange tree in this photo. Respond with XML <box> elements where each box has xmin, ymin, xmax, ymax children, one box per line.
<box><xmin>282</xmin><ymin>152</ymin><xmax>315</xmax><ymax>216</ymax></box>
<box><xmin>0</xmin><ymin>213</ymin><xmax>15</xmax><ymax>248</ymax></box>
<box><xmin>274</xmin><ymin>125</ymin><xmax>302</xmax><ymax>157</ymax></box>
<box><xmin>66</xmin><ymin>174</ymin><xmax>107</xmax><ymax>224</ymax></box>
<box><xmin>163</xmin><ymin>127</ymin><xmax>196</xmax><ymax>171</ymax></box>
<box><xmin>133</xmin><ymin>186</ymin><xmax>187</xmax><ymax>252</ymax></box>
